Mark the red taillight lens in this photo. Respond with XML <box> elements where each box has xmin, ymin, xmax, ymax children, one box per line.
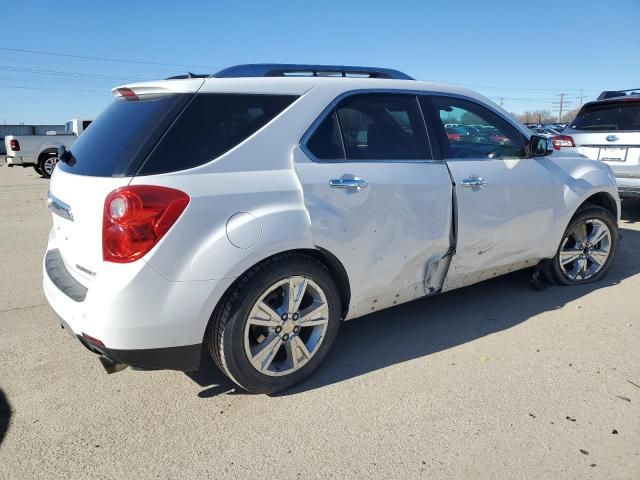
<box><xmin>82</xmin><ymin>332</ymin><xmax>105</xmax><ymax>347</ymax></box>
<box><xmin>552</xmin><ymin>135</ymin><xmax>576</xmax><ymax>150</ymax></box>
<box><xmin>9</xmin><ymin>139</ymin><xmax>20</xmax><ymax>151</ymax></box>
<box><xmin>102</xmin><ymin>185</ymin><xmax>190</xmax><ymax>263</ymax></box>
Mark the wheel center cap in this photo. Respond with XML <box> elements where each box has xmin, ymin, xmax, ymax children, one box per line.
<box><xmin>282</xmin><ymin>321</ymin><xmax>295</xmax><ymax>335</ymax></box>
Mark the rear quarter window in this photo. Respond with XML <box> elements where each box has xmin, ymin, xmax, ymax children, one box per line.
<box><xmin>138</xmin><ymin>93</ymin><xmax>298</xmax><ymax>175</ymax></box>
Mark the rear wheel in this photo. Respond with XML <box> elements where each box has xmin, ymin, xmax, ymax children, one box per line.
<box><xmin>548</xmin><ymin>205</ymin><xmax>617</xmax><ymax>285</ymax></box>
<box><xmin>38</xmin><ymin>152</ymin><xmax>58</xmax><ymax>178</ymax></box>
<box><xmin>208</xmin><ymin>253</ymin><xmax>341</xmax><ymax>394</ymax></box>
<box><xmin>33</xmin><ymin>165</ymin><xmax>44</xmax><ymax>176</ymax></box>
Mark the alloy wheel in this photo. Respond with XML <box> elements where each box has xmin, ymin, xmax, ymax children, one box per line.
<box><xmin>43</xmin><ymin>156</ymin><xmax>58</xmax><ymax>177</ymax></box>
<box><xmin>243</xmin><ymin>276</ymin><xmax>329</xmax><ymax>376</ymax></box>
<box><xmin>558</xmin><ymin>218</ymin><xmax>612</xmax><ymax>281</ymax></box>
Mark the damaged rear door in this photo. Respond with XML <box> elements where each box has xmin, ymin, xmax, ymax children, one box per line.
<box><xmin>296</xmin><ymin>92</ymin><xmax>453</xmax><ymax>318</ymax></box>
<box><xmin>423</xmin><ymin>95</ymin><xmax>555</xmax><ymax>290</ymax></box>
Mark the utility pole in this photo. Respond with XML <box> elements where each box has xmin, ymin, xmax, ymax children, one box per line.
<box><xmin>498</xmin><ymin>97</ymin><xmax>505</xmax><ymax>107</ymax></box>
<box><xmin>558</xmin><ymin>93</ymin><xmax>565</xmax><ymax>121</ymax></box>
<box><xmin>552</xmin><ymin>93</ymin><xmax>571</xmax><ymax>122</ymax></box>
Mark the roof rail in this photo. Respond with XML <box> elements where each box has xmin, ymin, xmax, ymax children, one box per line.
<box><xmin>597</xmin><ymin>88</ymin><xmax>640</xmax><ymax>100</ymax></box>
<box><xmin>165</xmin><ymin>72</ymin><xmax>211</xmax><ymax>80</ymax></box>
<box><xmin>211</xmin><ymin>64</ymin><xmax>414</xmax><ymax>80</ymax></box>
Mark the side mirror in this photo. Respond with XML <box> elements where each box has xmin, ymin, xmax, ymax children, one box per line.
<box><xmin>56</xmin><ymin>145</ymin><xmax>66</xmax><ymax>159</ymax></box>
<box><xmin>529</xmin><ymin>134</ymin><xmax>553</xmax><ymax>157</ymax></box>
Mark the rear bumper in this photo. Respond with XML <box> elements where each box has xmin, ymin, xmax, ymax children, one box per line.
<box><xmin>615</xmin><ymin>175</ymin><xmax>640</xmax><ymax>198</ymax></box>
<box><xmin>56</xmin><ymin>313</ymin><xmax>201</xmax><ymax>371</ymax></box>
<box><xmin>5</xmin><ymin>155</ymin><xmax>35</xmax><ymax>166</ymax></box>
<box><xmin>42</xmin><ymin>232</ymin><xmax>232</xmax><ymax>372</ymax></box>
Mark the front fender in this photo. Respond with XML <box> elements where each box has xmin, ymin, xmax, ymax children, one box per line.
<box><xmin>545</xmin><ymin>155</ymin><xmax>620</xmax><ymax>254</ymax></box>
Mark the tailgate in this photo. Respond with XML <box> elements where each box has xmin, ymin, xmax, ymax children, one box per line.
<box><xmin>568</xmin><ymin>130</ymin><xmax>640</xmax><ymax>169</ymax></box>
<box><xmin>49</xmin><ymin>169</ymin><xmax>131</xmax><ymax>284</ymax></box>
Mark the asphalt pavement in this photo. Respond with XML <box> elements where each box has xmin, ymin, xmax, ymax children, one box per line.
<box><xmin>0</xmin><ymin>164</ymin><xmax>638</xmax><ymax>479</ymax></box>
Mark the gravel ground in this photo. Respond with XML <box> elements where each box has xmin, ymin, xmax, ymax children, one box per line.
<box><xmin>0</xmin><ymin>164</ymin><xmax>638</xmax><ymax>479</ymax></box>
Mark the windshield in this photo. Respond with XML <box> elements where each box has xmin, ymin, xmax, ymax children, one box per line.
<box><xmin>570</xmin><ymin>101</ymin><xmax>640</xmax><ymax>131</ymax></box>
<box><xmin>58</xmin><ymin>94</ymin><xmax>190</xmax><ymax>177</ymax></box>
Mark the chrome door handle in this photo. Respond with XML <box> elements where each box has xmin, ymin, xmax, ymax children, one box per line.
<box><xmin>329</xmin><ymin>177</ymin><xmax>368</xmax><ymax>189</ymax></box>
<box><xmin>461</xmin><ymin>177</ymin><xmax>487</xmax><ymax>188</ymax></box>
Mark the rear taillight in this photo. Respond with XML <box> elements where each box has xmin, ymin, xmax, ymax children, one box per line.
<box><xmin>9</xmin><ymin>139</ymin><xmax>20</xmax><ymax>151</ymax></box>
<box><xmin>552</xmin><ymin>135</ymin><xmax>575</xmax><ymax>150</ymax></box>
<box><xmin>102</xmin><ymin>185</ymin><xmax>190</xmax><ymax>263</ymax></box>
<box><xmin>82</xmin><ymin>332</ymin><xmax>105</xmax><ymax>347</ymax></box>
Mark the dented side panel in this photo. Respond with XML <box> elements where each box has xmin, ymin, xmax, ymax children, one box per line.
<box><xmin>443</xmin><ymin>157</ymin><xmax>555</xmax><ymax>291</ymax></box>
<box><xmin>293</xmin><ymin>147</ymin><xmax>453</xmax><ymax>319</ymax></box>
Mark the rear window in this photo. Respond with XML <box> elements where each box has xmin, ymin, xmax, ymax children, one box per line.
<box><xmin>59</xmin><ymin>93</ymin><xmax>297</xmax><ymax>177</ymax></box>
<box><xmin>59</xmin><ymin>94</ymin><xmax>190</xmax><ymax>177</ymax></box>
<box><xmin>570</xmin><ymin>101</ymin><xmax>640</xmax><ymax>131</ymax></box>
<box><xmin>139</xmin><ymin>93</ymin><xmax>297</xmax><ymax>175</ymax></box>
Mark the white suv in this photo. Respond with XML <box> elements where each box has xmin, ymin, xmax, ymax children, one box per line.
<box><xmin>556</xmin><ymin>89</ymin><xmax>640</xmax><ymax>198</ymax></box>
<box><xmin>44</xmin><ymin>64</ymin><xmax>620</xmax><ymax>393</ymax></box>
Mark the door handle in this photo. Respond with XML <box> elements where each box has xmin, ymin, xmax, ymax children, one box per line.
<box><xmin>329</xmin><ymin>176</ymin><xmax>368</xmax><ymax>190</ymax></box>
<box><xmin>461</xmin><ymin>177</ymin><xmax>488</xmax><ymax>188</ymax></box>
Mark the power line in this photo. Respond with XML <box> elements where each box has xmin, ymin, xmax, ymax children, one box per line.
<box><xmin>0</xmin><ymin>83</ymin><xmax>107</xmax><ymax>94</ymax></box>
<box><xmin>0</xmin><ymin>46</ymin><xmax>219</xmax><ymax>69</ymax></box>
<box><xmin>0</xmin><ymin>65</ymin><xmax>147</xmax><ymax>81</ymax></box>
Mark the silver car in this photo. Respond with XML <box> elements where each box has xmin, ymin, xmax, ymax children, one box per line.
<box><xmin>560</xmin><ymin>89</ymin><xmax>640</xmax><ymax>198</ymax></box>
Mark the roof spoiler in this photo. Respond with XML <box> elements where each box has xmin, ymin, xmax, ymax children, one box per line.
<box><xmin>165</xmin><ymin>72</ymin><xmax>211</xmax><ymax>80</ymax></box>
<box><xmin>597</xmin><ymin>88</ymin><xmax>640</xmax><ymax>100</ymax></box>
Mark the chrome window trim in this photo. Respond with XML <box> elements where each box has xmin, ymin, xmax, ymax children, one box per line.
<box><xmin>299</xmin><ymin>88</ymin><xmax>530</xmax><ymax>164</ymax></box>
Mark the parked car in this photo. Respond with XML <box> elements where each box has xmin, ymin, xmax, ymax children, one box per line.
<box><xmin>43</xmin><ymin>64</ymin><xmax>620</xmax><ymax>394</ymax></box>
<box><xmin>556</xmin><ymin>89</ymin><xmax>640</xmax><ymax>198</ymax></box>
<box><xmin>4</xmin><ymin>119</ymin><xmax>92</xmax><ymax>178</ymax></box>
<box><xmin>544</xmin><ymin>123</ymin><xmax>566</xmax><ymax>132</ymax></box>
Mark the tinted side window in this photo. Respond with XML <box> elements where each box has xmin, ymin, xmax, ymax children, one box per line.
<box><xmin>336</xmin><ymin>94</ymin><xmax>430</xmax><ymax>160</ymax></box>
<box><xmin>432</xmin><ymin>96</ymin><xmax>525</xmax><ymax>159</ymax></box>
<box><xmin>139</xmin><ymin>93</ymin><xmax>298</xmax><ymax>175</ymax></box>
<box><xmin>306</xmin><ymin>112</ymin><xmax>345</xmax><ymax>159</ymax></box>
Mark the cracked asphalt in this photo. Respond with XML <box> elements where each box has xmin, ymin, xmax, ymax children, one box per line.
<box><xmin>0</xmin><ymin>164</ymin><xmax>639</xmax><ymax>479</ymax></box>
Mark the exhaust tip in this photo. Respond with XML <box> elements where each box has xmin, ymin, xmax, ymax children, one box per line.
<box><xmin>98</xmin><ymin>355</ymin><xmax>129</xmax><ymax>374</ymax></box>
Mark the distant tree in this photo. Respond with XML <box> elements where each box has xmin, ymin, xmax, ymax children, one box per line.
<box><xmin>512</xmin><ymin>110</ymin><xmax>555</xmax><ymax>124</ymax></box>
<box><xmin>460</xmin><ymin>111</ymin><xmax>486</xmax><ymax>125</ymax></box>
<box><xmin>561</xmin><ymin>107</ymin><xmax>580</xmax><ymax>124</ymax></box>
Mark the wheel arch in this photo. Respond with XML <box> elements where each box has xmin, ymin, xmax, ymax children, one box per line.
<box><xmin>578</xmin><ymin>191</ymin><xmax>619</xmax><ymax>221</ymax></box>
<box><xmin>37</xmin><ymin>147</ymin><xmax>58</xmax><ymax>162</ymax></box>
<box><xmin>204</xmin><ymin>246</ymin><xmax>351</xmax><ymax>347</ymax></box>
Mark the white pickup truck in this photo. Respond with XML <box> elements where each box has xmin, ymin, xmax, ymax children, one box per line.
<box><xmin>4</xmin><ymin>119</ymin><xmax>91</xmax><ymax>178</ymax></box>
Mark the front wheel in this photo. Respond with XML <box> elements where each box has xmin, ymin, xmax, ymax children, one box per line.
<box><xmin>548</xmin><ymin>204</ymin><xmax>618</xmax><ymax>285</ymax></box>
<box><xmin>208</xmin><ymin>253</ymin><xmax>342</xmax><ymax>394</ymax></box>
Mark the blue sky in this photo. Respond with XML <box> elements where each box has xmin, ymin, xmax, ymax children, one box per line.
<box><xmin>1</xmin><ymin>0</ymin><xmax>638</xmax><ymax>124</ymax></box>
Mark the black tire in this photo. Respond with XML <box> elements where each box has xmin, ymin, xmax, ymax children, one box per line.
<box><xmin>37</xmin><ymin>151</ymin><xmax>58</xmax><ymax>179</ymax></box>
<box><xmin>208</xmin><ymin>253</ymin><xmax>342</xmax><ymax>394</ymax></box>
<box><xmin>545</xmin><ymin>204</ymin><xmax>618</xmax><ymax>285</ymax></box>
<box><xmin>33</xmin><ymin>165</ymin><xmax>44</xmax><ymax>176</ymax></box>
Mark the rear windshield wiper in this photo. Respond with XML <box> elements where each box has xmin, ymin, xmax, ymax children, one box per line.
<box><xmin>57</xmin><ymin>145</ymin><xmax>76</xmax><ymax>166</ymax></box>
